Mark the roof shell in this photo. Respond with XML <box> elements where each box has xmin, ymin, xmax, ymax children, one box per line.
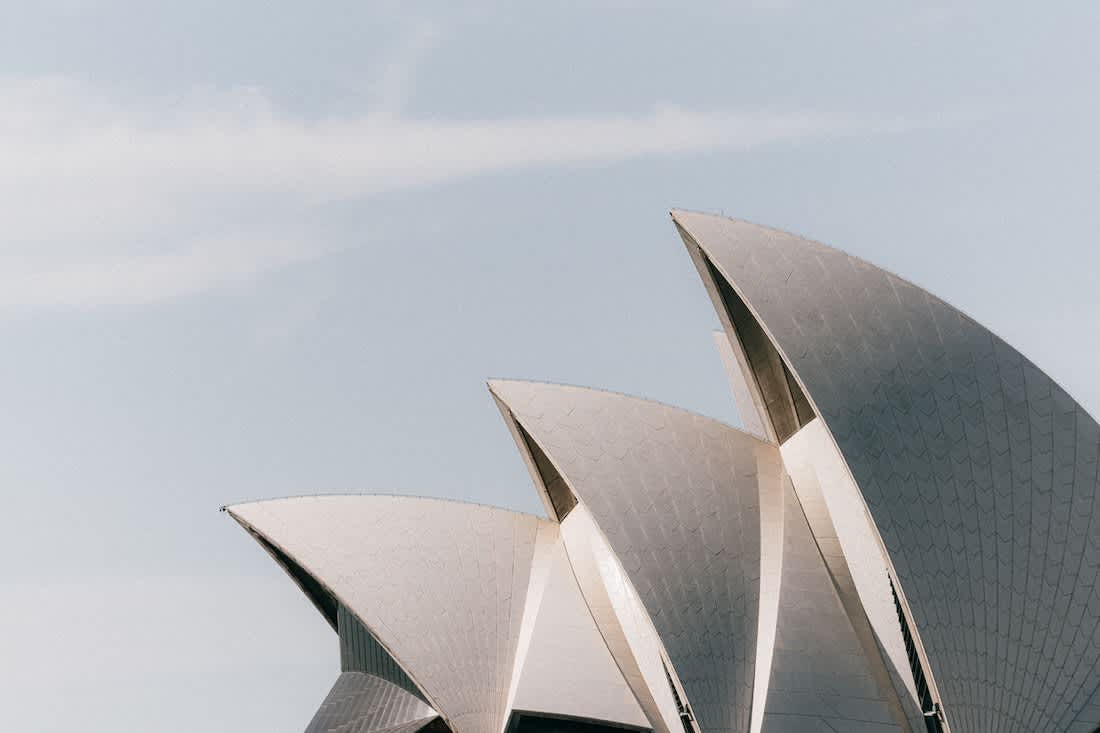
<box><xmin>490</xmin><ymin>379</ymin><xmax>775</xmax><ymax>733</ymax></box>
<box><xmin>673</xmin><ymin>209</ymin><xmax>1100</xmax><ymax>733</ymax></box>
<box><xmin>227</xmin><ymin>495</ymin><xmax>549</xmax><ymax>733</ymax></box>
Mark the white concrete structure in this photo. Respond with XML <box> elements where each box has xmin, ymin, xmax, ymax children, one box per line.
<box><xmin>509</xmin><ymin>537</ymin><xmax>650</xmax><ymax>729</ymax></box>
<box><xmin>226</xmin><ymin>208</ymin><xmax>1100</xmax><ymax>733</ymax></box>
<box><xmin>227</xmin><ymin>496</ymin><xmax>548</xmax><ymax>733</ymax></box>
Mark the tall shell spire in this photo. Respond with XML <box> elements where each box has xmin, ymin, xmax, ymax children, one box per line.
<box><xmin>673</xmin><ymin>208</ymin><xmax>1100</xmax><ymax>732</ymax></box>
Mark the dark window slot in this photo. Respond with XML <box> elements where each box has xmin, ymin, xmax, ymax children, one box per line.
<box><xmin>507</xmin><ymin>712</ymin><xmax>650</xmax><ymax>733</ymax></box>
<box><xmin>661</xmin><ymin>660</ymin><xmax>694</xmax><ymax>733</ymax></box>
<box><xmin>890</xmin><ymin>577</ymin><xmax>946</xmax><ymax>733</ymax></box>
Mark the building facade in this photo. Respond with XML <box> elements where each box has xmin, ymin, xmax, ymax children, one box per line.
<box><xmin>226</xmin><ymin>211</ymin><xmax>1100</xmax><ymax>733</ymax></box>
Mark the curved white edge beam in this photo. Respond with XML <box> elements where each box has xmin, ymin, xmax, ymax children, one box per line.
<box><xmin>752</xmin><ymin>461</ymin><xmax>784</xmax><ymax>733</ymax></box>
<box><xmin>509</xmin><ymin>529</ymin><xmax>652</xmax><ymax>730</ymax></box>
<box><xmin>779</xmin><ymin>421</ymin><xmax>921</xmax><ymax>704</ymax></box>
<box><xmin>762</xmin><ymin>475</ymin><xmax>910</xmax><ymax>732</ymax></box>
<box><xmin>560</xmin><ymin>504</ymin><xmax>683</xmax><ymax>733</ymax></box>
<box><xmin>504</xmin><ymin>521</ymin><xmax>560</xmax><ymax>727</ymax></box>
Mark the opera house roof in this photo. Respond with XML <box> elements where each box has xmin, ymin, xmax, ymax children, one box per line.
<box><xmin>225</xmin><ymin>210</ymin><xmax>1100</xmax><ymax>733</ymax></box>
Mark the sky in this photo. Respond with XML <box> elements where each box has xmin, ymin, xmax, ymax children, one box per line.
<box><xmin>2</xmin><ymin>2</ymin><xmax>1099</xmax><ymax>730</ymax></box>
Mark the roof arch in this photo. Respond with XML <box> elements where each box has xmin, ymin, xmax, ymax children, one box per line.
<box><xmin>490</xmin><ymin>379</ymin><xmax>775</xmax><ymax>733</ymax></box>
<box><xmin>226</xmin><ymin>495</ymin><xmax>553</xmax><ymax>733</ymax></box>
<box><xmin>673</xmin><ymin>209</ymin><xmax>1100</xmax><ymax>733</ymax></box>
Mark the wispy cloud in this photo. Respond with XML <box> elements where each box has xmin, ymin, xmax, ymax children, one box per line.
<box><xmin>0</xmin><ymin>72</ymin><xmax>903</xmax><ymax>309</ymax></box>
<box><xmin>0</xmin><ymin>235</ymin><xmax>319</xmax><ymax>309</ymax></box>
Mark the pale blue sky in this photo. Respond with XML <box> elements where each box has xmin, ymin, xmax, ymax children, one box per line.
<box><xmin>2</xmin><ymin>2</ymin><xmax>1099</xmax><ymax>731</ymax></box>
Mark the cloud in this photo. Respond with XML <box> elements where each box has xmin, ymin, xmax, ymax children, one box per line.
<box><xmin>0</xmin><ymin>236</ymin><xmax>321</xmax><ymax>309</ymax></box>
<box><xmin>2</xmin><ymin>80</ymin><xmax>860</xmax><ymax>201</ymax></box>
<box><xmin>0</xmin><ymin>75</ymin><xmax>898</xmax><ymax>309</ymax></box>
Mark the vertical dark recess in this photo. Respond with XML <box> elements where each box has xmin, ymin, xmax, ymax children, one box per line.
<box><xmin>517</xmin><ymin>422</ymin><xmax>578</xmax><ymax>521</ymax></box>
<box><xmin>251</xmin><ymin>530</ymin><xmax>338</xmax><ymax>629</ymax></box>
<box><xmin>702</xmin><ymin>254</ymin><xmax>815</xmax><ymax>442</ymax></box>
<box><xmin>890</xmin><ymin>578</ymin><xmax>946</xmax><ymax>733</ymax></box>
<box><xmin>662</xmin><ymin>660</ymin><xmax>695</xmax><ymax>733</ymax></box>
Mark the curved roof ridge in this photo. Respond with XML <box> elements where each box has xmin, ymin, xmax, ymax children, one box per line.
<box><xmin>487</xmin><ymin>377</ymin><xmax>774</xmax><ymax>447</ymax></box>
<box><xmin>672</xmin><ymin>207</ymin><xmax>970</xmax><ymax>310</ymax></box>
<box><xmin>224</xmin><ymin>509</ymin><xmax>443</xmax><ymax>713</ymax></box>
<box><xmin>228</xmin><ymin>495</ymin><xmax>551</xmax><ymax>733</ymax></box>
<box><xmin>222</xmin><ymin>492</ymin><xmax>548</xmax><ymax>521</ymax></box>
<box><xmin>672</xmin><ymin>207</ymin><xmax>1099</xmax><ymax>417</ymax></box>
<box><xmin>493</xmin><ymin>376</ymin><xmax>777</xmax><ymax>733</ymax></box>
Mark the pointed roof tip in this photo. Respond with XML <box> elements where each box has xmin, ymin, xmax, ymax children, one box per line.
<box><xmin>486</xmin><ymin>377</ymin><xmax>525</xmax><ymax>402</ymax></box>
<box><xmin>671</xmin><ymin>209</ymin><xmax>846</xmax><ymax>266</ymax></box>
<box><xmin>221</xmin><ymin>503</ymin><xmax>250</xmax><ymax>523</ymax></box>
<box><xmin>673</xmin><ymin>207</ymin><xmax>793</xmax><ymax>228</ymax></box>
<box><xmin>673</xmin><ymin>208</ymin><xmax>734</xmax><ymax>222</ymax></box>
<box><xmin>487</xmin><ymin>377</ymin><xmax>769</xmax><ymax>443</ymax></box>
<box><xmin>221</xmin><ymin>500</ymin><xmax>258</xmax><ymax>516</ymax></box>
<box><xmin>488</xmin><ymin>377</ymin><xmax>594</xmax><ymax>398</ymax></box>
<box><xmin>669</xmin><ymin>207</ymin><xmax>726</xmax><ymax>219</ymax></box>
<box><xmin>221</xmin><ymin>496</ymin><xmax>333</xmax><ymax>522</ymax></box>
<box><xmin>485</xmin><ymin>377</ymin><xmax>508</xmax><ymax>392</ymax></box>
<box><xmin>488</xmin><ymin>377</ymin><xmax>594</xmax><ymax>403</ymax></box>
<box><xmin>486</xmin><ymin>378</ymin><xmax>545</xmax><ymax>411</ymax></box>
<box><xmin>487</xmin><ymin>376</ymin><xmax>536</xmax><ymax>386</ymax></box>
<box><xmin>670</xmin><ymin>208</ymin><xmax>766</xmax><ymax>240</ymax></box>
<box><xmin>669</xmin><ymin>207</ymin><xmax>706</xmax><ymax>226</ymax></box>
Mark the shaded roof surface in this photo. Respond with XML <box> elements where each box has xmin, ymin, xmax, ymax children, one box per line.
<box><xmin>228</xmin><ymin>495</ymin><xmax>549</xmax><ymax>733</ymax></box>
<box><xmin>491</xmin><ymin>379</ymin><xmax>777</xmax><ymax>733</ymax></box>
<box><xmin>673</xmin><ymin>209</ymin><xmax>1100</xmax><ymax>733</ymax></box>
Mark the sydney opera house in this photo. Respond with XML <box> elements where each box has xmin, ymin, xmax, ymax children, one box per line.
<box><xmin>225</xmin><ymin>211</ymin><xmax>1100</xmax><ymax>733</ymax></box>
